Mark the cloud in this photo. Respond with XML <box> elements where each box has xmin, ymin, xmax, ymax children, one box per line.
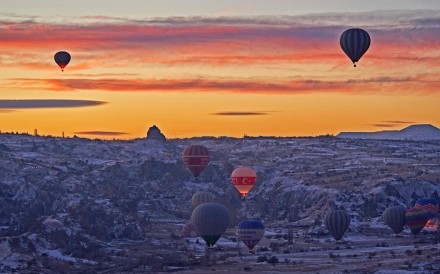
<box><xmin>8</xmin><ymin>76</ymin><xmax>439</xmax><ymax>95</ymax></box>
<box><xmin>0</xmin><ymin>99</ymin><xmax>106</xmax><ymax>109</ymax></box>
<box><xmin>211</xmin><ymin>111</ymin><xmax>273</xmax><ymax>116</ymax></box>
<box><xmin>0</xmin><ymin>10</ymin><xmax>438</xmax><ymax>69</ymax></box>
<box><xmin>73</xmin><ymin>131</ymin><xmax>129</xmax><ymax>136</ymax></box>
<box><xmin>371</xmin><ymin>124</ymin><xmax>399</xmax><ymax>128</ymax></box>
<box><xmin>0</xmin><ymin>11</ymin><xmax>438</xmax><ymax>97</ymax></box>
<box><xmin>381</xmin><ymin>120</ymin><xmax>415</xmax><ymax>124</ymax></box>
<box><xmin>371</xmin><ymin>120</ymin><xmax>417</xmax><ymax>128</ymax></box>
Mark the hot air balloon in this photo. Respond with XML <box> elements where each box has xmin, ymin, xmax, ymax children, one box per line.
<box><xmin>191</xmin><ymin>191</ymin><xmax>214</xmax><ymax>208</ymax></box>
<box><xmin>340</xmin><ymin>28</ymin><xmax>371</xmax><ymax>67</ymax></box>
<box><xmin>54</xmin><ymin>51</ymin><xmax>71</xmax><ymax>71</ymax></box>
<box><xmin>405</xmin><ymin>207</ymin><xmax>430</xmax><ymax>235</ymax></box>
<box><xmin>237</xmin><ymin>220</ymin><xmax>265</xmax><ymax>252</ymax></box>
<box><xmin>325</xmin><ymin>210</ymin><xmax>350</xmax><ymax>241</ymax></box>
<box><xmin>415</xmin><ymin>198</ymin><xmax>439</xmax><ymax>219</ymax></box>
<box><xmin>383</xmin><ymin>206</ymin><xmax>406</xmax><ymax>234</ymax></box>
<box><xmin>191</xmin><ymin>203</ymin><xmax>230</xmax><ymax>248</ymax></box>
<box><xmin>231</xmin><ymin>167</ymin><xmax>257</xmax><ymax>197</ymax></box>
<box><xmin>181</xmin><ymin>221</ymin><xmax>198</xmax><ymax>237</ymax></box>
<box><xmin>182</xmin><ymin>145</ymin><xmax>210</xmax><ymax>178</ymax></box>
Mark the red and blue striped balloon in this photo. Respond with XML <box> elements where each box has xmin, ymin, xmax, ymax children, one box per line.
<box><xmin>405</xmin><ymin>207</ymin><xmax>430</xmax><ymax>235</ymax></box>
<box><xmin>415</xmin><ymin>198</ymin><xmax>439</xmax><ymax>219</ymax></box>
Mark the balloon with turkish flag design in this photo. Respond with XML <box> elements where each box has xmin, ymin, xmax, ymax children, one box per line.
<box><xmin>231</xmin><ymin>166</ymin><xmax>257</xmax><ymax>197</ymax></box>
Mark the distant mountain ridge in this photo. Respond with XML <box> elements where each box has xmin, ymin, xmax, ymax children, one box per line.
<box><xmin>338</xmin><ymin>124</ymin><xmax>440</xmax><ymax>140</ymax></box>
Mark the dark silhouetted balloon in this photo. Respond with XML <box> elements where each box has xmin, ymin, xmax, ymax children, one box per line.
<box><xmin>54</xmin><ymin>51</ymin><xmax>71</xmax><ymax>71</ymax></box>
<box><xmin>191</xmin><ymin>203</ymin><xmax>230</xmax><ymax>248</ymax></box>
<box><xmin>340</xmin><ymin>28</ymin><xmax>371</xmax><ymax>67</ymax></box>
<box><xmin>231</xmin><ymin>167</ymin><xmax>257</xmax><ymax>197</ymax></box>
<box><xmin>415</xmin><ymin>198</ymin><xmax>439</xmax><ymax>219</ymax></box>
<box><xmin>191</xmin><ymin>191</ymin><xmax>214</xmax><ymax>208</ymax></box>
<box><xmin>325</xmin><ymin>210</ymin><xmax>350</xmax><ymax>241</ymax></box>
<box><xmin>405</xmin><ymin>207</ymin><xmax>430</xmax><ymax>235</ymax></box>
<box><xmin>383</xmin><ymin>206</ymin><xmax>406</xmax><ymax>234</ymax></box>
<box><xmin>182</xmin><ymin>145</ymin><xmax>210</xmax><ymax>177</ymax></box>
<box><xmin>237</xmin><ymin>219</ymin><xmax>265</xmax><ymax>251</ymax></box>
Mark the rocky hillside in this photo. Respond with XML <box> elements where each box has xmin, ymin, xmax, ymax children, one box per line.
<box><xmin>338</xmin><ymin>124</ymin><xmax>440</xmax><ymax>140</ymax></box>
<box><xmin>0</xmin><ymin>133</ymin><xmax>439</xmax><ymax>272</ymax></box>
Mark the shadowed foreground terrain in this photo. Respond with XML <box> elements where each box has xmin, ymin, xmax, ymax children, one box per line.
<box><xmin>0</xmin><ymin>133</ymin><xmax>439</xmax><ymax>273</ymax></box>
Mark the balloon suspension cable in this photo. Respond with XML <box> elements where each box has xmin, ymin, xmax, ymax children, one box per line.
<box><xmin>242</xmin><ymin>195</ymin><xmax>249</xmax><ymax>219</ymax></box>
<box><xmin>237</xmin><ymin>235</ymin><xmax>243</xmax><ymax>258</ymax></box>
<box><xmin>204</xmin><ymin>246</ymin><xmax>212</xmax><ymax>262</ymax></box>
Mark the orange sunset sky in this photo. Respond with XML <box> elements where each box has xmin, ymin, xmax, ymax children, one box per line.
<box><xmin>0</xmin><ymin>1</ymin><xmax>439</xmax><ymax>138</ymax></box>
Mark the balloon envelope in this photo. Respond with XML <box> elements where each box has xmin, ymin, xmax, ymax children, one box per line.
<box><xmin>191</xmin><ymin>191</ymin><xmax>214</xmax><ymax>208</ymax></box>
<box><xmin>237</xmin><ymin>220</ymin><xmax>265</xmax><ymax>251</ymax></box>
<box><xmin>191</xmin><ymin>203</ymin><xmax>230</xmax><ymax>247</ymax></box>
<box><xmin>54</xmin><ymin>51</ymin><xmax>71</xmax><ymax>71</ymax></box>
<box><xmin>325</xmin><ymin>210</ymin><xmax>350</xmax><ymax>241</ymax></box>
<box><xmin>415</xmin><ymin>198</ymin><xmax>439</xmax><ymax>219</ymax></box>
<box><xmin>181</xmin><ymin>221</ymin><xmax>198</xmax><ymax>237</ymax></box>
<box><xmin>182</xmin><ymin>145</ymin><xmax>210</xmax><ymax>177</ymax></box>
<box><xmin>340</xmin><ymin>28</ymin><xmax>370</xmax><ymax>67</ymax></box>
<box><xmin>231</xmin><ymin>167</ymin><xmax>257</xmax><ymax>197</ymax></box>
<box><xmin>405</xmin><ymin>207</ymin><xmax>430</xmax><ymax>235</ymax></box>
<box><xmin>383</xmin><ymin>206</ymin><xmax>406</xmax><ymax>234</ymax></box>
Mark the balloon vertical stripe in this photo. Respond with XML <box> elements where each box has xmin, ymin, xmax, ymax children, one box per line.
<box><xmin>383</xmin><ymin>206</ymin><xmax>406</xmax><ymax>234</ymax></box>
<box><xmin>325</xmin><ymin>210</ymin><xmax>350</xmax><ymax>241</ymax></box>
<box><xmin>340</xmin><ymin>28</ymin><xmax>371</xmax><ymax>66</ymax></box>
<box><xmin>191</xmin><ymin>203</ymin><xmax>230</xmax><ymax>248</ymax></box>
<box><xmin>191</xmin><ymin>191</ymin><xmax>214</xmax><ymax>208</ymax></box>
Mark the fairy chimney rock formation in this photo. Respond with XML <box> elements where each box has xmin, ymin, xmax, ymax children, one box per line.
<box><xmin>146</xmin><ymin>125</ymin><xmax>166</xmax><ymax>141</ymax></box>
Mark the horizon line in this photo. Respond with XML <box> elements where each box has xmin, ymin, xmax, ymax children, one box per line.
<box><xmin>0</xmin><ymin>122</ymin><xmax>437</xmax><ymax>141</ymax></box>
